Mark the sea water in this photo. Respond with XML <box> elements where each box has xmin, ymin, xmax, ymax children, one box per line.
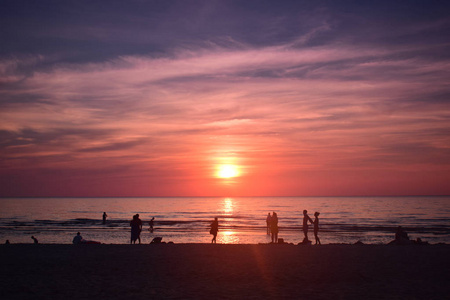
<box><xmin>0</xmin><ymin>196</ymin><xmax>449</xmax><ymax>245</ymax></box>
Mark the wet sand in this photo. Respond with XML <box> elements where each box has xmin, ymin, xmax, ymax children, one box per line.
<box><xmin>1</xmin><ymin>244</ymin><xmax>449</xmax><ymax>299</ymax></box>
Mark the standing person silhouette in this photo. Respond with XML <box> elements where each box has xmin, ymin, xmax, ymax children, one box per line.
<box><xmin>313</xmin><ymin>212</ymin><xmax>321</xmax><ymax>245</ymax></box>
<box><xmin>266</xmin><ymin>213</ymin><xmax>271</xmax><ymax>235</ymax></box>
<box><xmin>302</xmin><ymin>210</ymin><xmax>313</xmax><ymax>242</ymax></box>
<box><xmin>31</xmin><ymin>236</ymin><xmax>38</xmax><ymax>244</ymax></box>
<box><xmin>130</xmin><ymin>214</ymin><xmax>143</xmax><ymax>244</ymax></box>
<box><xmin>149</xmin><ymin>217</ymin><xmax>155</xmax><ymax>233</ymax></box>
<box><xmin>102</xmin><ymin>212</ymin><xmax>108</xmax><ymax>224</ymax></box>
<box><xmin>270</xmin><ymin>212</ymin><xmax>279</xmax><ymax>243</ymax></box>
<box><xmin>210</xmin><ymin>217</ymin><xmax>219</xmax><ymax>243</ymax></box>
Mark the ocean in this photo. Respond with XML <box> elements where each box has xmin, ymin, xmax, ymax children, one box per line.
<box><xmin>0</xmin><ymin>196</ymin><xmax>449</xmax><ymax>245</ymax></box>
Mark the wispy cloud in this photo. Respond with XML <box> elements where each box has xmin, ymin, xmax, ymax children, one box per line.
<box><xmin>1</xmin><ymin>1</ymin><xmax>449</xmax><ymax>196</ymax></box>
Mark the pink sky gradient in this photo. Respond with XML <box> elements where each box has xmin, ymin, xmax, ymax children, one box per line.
<box><xmin>1</xmin><ymin>1</ymin><xmax>449</xmax><ymax>196</ymax></box>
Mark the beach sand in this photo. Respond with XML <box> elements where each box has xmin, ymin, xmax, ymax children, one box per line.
<box><xmin>1</xmin><ymin>243</ymin><xmax>448</xmax><ymax>299</ymax></box>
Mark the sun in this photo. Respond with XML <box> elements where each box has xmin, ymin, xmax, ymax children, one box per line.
<box><xmin>217</xmin><ymin>164</ymin><xmax>240</xmax><ymax>178</ymax></box>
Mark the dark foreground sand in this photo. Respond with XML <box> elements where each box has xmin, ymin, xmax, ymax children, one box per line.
<box><xmin>1</xmin><ymin>244</ymin><xmax>449</xmax><ymax>299</ymax></box>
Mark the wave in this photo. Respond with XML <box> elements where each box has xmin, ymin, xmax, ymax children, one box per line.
<box><xmin>1</xmin><ymin>218</ymin><xmax>448</xmax><ymax>236</ymax></box>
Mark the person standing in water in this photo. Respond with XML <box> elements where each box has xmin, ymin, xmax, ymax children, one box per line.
<box><xmin>313</xmin><ymin>212</ymin><xmax>321</xmax><ymax>245</ymax></box>
<box><xmin>270</xmin><ymin>212</ymin><xmax>279</xmax><ymax>243</ymax></box>
<box><xmin>266</xmin><ymin>213</ymin><xmax>271</xmax><ymax>235</ymax></box>
<box><xmin>130</xmin><ymin>214</ymin><xmax>143</xmax><ymax>244</ymax></box>
<box><xmin>149</xmin><ymin>217</ymin><xmax>155</xmax><ymax>233</ymax></box>
<box><xmin>302</xmin><ymin>210</ymin><xmax>313</xmax><ymax>242</ymax></box>
<box><xmin>102</xmin><ymin>212</ymin><xmax>108</xmax><ymax>224</ymax></box>
<box><xmin>31</xmin><ymin>236</ymin><xmax>38</xmax><ymax>244</ymax></box>
<box><xmin>210</xmin><ymin>217</ymin><xmax>219</xmax><ymax>243</ymax></box>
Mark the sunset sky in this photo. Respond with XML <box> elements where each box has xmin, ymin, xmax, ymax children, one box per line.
<box><xmin>1</xmin><ymin>1</ymin><xmax>449</xmax><ymax>197</ymax></box>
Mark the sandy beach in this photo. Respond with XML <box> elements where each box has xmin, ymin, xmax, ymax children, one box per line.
<box><xmin>1</xmin><ymin>243</ymin><xmax>448</xmax><ymax>299</ymax></box>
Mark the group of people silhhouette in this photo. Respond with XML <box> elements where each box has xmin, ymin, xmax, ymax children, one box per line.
<box><xmin>266</xmin><ymin>209</ymin><xmax>321</xmax><ymax>244</ymax></box>
<box><xmin>129</xmin><ymin>214</ymin><xmax>157</xmax><ymax>244</ymax></box>
<box><xmin>130</xmin><ymin>214</ymin><xmax>143</xmax><ymax>244</ymax></box>
<box><xmin>301</xmin><ymin>210</ymin><xmax>320</xmax><ymax>245</ymax></box>
<box><xmin>266</xmin><ymin>212</ymin><xmax>279</xmax><ymax>243</ymax></box>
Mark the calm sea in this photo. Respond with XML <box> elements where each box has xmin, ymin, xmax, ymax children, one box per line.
<box><xmin>0</xmin><ymin>197</ymin><xmax>449</xmax><ymax>245</ymax></box>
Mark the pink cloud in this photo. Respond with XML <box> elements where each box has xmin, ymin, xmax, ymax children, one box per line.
<box><xmin>1</xmin><ymin>42</ymin><xmax>449</xmax><ymax>196</ymax></box>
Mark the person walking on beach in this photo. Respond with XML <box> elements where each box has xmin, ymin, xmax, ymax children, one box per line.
<box><xmin>31</xmin><ymin>236</ymin><xmax>38</xmax><ymax>244</ymax></box>
<box><xmin>210</xmin><ymin>217</ymin><xmax>219</xmax><ymax>243</ymax></box>
<box><xmin>149</xmin><ymin>217</ymin><xmax>155</xmax><ymax>233</ymax></box>
<box><xmin>302</xmin><ymin>210</ymin><xmax>313</xmax><ymax>242</ymax></box>
<box><xmin>102</xmin><ymin>212</ymin><xmax>108</xmax><ymax>224</ymax></box>
<box><xmin>270</xmin><ymin>212</ymin><xmax>279</xmax><ymax>243</ymax></box>
<box><xmin>313</xmin><ymin>212</ymin><xmax>321</xmax><ymax>245</ymax></box>
<box><xmin>266</xmin><ymin>213</ymin><xmax>271</xmax><ymax>235</ymax></box>
<box><xmin>130</xmin><ymin>214</ymin><xmax>143</xmax><ymax>244</ymax></box>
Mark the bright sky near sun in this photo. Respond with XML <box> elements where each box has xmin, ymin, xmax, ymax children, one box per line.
<box><xmin>1</xmin><ymin>1</ymin><xmax>450</xmax><ymax>197</ymax></box>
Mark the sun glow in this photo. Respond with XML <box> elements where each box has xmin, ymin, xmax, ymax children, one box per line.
<box><xmin>217</xmin><ymin>164</ymin><xmax>240</xmax><ymax>178</ymax></box>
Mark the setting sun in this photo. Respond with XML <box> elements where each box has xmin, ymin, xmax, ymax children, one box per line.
<box><xmin>217</xmin><ymin>164</ymin><xmax>240</xmax><ymax>178</ymax></box>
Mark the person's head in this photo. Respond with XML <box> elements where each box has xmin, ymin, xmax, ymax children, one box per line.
<box><xmin>77</xmin><ymin>232</ymin><xmax>81</xmax><ymax>236</ymax></box>
<box><xmin>136</xmin><ymin>214</ymin><xmax>139</xmax><ymax>218</ymax></box>
<box><xmin>31</xmin><ymin>236</ymin><xmax>34</xmax><ymax>239</ymax></box>
<box><xmin>215</xmin><ymin>217</ymin><xmax>218</xmax><ymax>221</ymax></box>
<box><xmin>303</xmin><ymin>210</ymin><xmax>307</xmax><ymax>215</ymax></box>
<box><xmin>268</xmin><ymin>212</ymin><xmax>270</xmax><ymax>215</ymax></box>
<box><xmin>314</xmin><ymin>212</ymin><xmax>320</xmax><ymax>217</ymax></box>
<box><xmin>273</xmin><ymin>212</ymin><xmax>277</xmax><ymax>216</ymax></box>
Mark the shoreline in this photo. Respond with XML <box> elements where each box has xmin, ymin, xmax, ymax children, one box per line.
<box><xmin>2</xmin><ymin>244</ymin><xmax>449</xmax><ymax>299</ymax></box>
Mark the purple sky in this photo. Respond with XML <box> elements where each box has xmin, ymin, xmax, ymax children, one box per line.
<box><xmin>1</xmin><ymin>0</ymin><xmax>450</xmax><ymax>196</ymax></box>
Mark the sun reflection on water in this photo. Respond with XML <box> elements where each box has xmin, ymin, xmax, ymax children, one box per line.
<box><xmin>219</xmin><ymin>230</ymin><xmax>240</xmax><ymax>244</ymax></box>
<box><xmin>219</xmin><ymin>198</ymin><xmax>238</xmax><ymax>243</ymax></box>
<box><xmin>222</xmin><ymin>197</ymin><xmax>234</xmax><ymax>215</ymax></box>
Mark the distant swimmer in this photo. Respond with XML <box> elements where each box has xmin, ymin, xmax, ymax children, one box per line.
<box><xmin>103</xmin><ymin>212</ymin><xmax>108</xmax><ymax>224</ymax></box>
<box><xmin>313</xmin><ymin>212</ymin><xmax>321</xmax><ymax>245</ymax></box>
<box><xmin>31</xmin><ymin>236</ymin><xmax>39</xmax><ymax>244</ymax></box>
<box><xmin>210</xmin><ymin>217</ymin><xmax>219</xmax><ymax>243</ymax></box>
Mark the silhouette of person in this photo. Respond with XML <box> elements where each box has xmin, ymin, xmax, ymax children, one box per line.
<box><xmin>313</xmin><ymin>212</ymin><xmax>321</xmax><ymax>245</ymax></box>
<box><xmin>130</xmin><ymin>214</ymin><xmax>143</xmax><ymax>244</ymax></box>
<box><xmin>5</xmin><ymin>240</ymin><xmax>10</xmax><ymax>244</ymax></box>
<box><xmin>73</xmin><ymin>232</ymin><xmax>83</xmax><ymax>244</ymax></box>
<box><xmin>210</xmin><ymin>217</ymin><xmax>219</xmax><ymax>243</ymax></box>
<box><xmin>302</xmin><ymin>210</ymin><xmax>313</xmax><ymax>242</ymax></box>
<box><xmin>102</xmin><ymin>212</ymin><xmax>108</xmax><ymax>224</ymax></box>
<box><xmin>149</xmin><ymin>217</ymin><xmax>155</xmax><ymax>233</ymax></box>
<box><xmin>31</xmin><ymin>236</ymin><xmax>38</xmax><ymax>244</ymax></box>
<box><xmin>270</xmin><ymin>212</ymin><xmax>279</xmax><ymax>243</ymax></box>
<box><xmin>266</xmin><ymin>213</ymin><xmax>271</xmax><ymax>235</ymax></box>
<box><xmin>395</xmin><ymin>226</ymin><xmax>409</xmax><ymax>241</ymax></box>
<box><xmin>393</xmin><ymin>226</ymin><xmax>412</xmax><ymax>245</ymax></box>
